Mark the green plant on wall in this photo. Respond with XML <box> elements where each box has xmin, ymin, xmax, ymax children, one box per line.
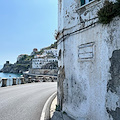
<box><xmin>97</xmin><ymin>0</ymin><xmax>120</xmax><ymax>24</ymax></box>
<box><xmin>114</xmin><ymin>0</ymin><xmax>120</xmax><ymax>16</ymax></box>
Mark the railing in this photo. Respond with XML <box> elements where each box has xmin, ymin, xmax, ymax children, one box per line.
<box><xmin>0</xmin><ymin>76</ymin><xmax>57</xmax><ymax>87</ymax></box>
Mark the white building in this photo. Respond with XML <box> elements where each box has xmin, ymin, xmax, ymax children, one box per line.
<box><xmin>57</xmin><ymin>0</ymin><xmax>120</xmax><ymax>120</ymax></box>
<box><xmin>32</xmin><ymin>55</ymin><xmax>58</xmax><ymax>69</ymax></box>
<box><xmin>42</xmin><ymin>49</ymin><xmax>57</xmax><ymax>56</ymax></box>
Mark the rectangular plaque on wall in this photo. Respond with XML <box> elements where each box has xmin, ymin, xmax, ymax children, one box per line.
<box><xmin>78</xmin><ymin>42</ymin><xmax>94</xmax><ymax>60</ymax></box>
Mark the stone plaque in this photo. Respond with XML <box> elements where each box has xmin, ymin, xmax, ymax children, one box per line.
<box><xmin>78</xmin><ymin>42</ymin><xmax>94</xmax><ymax>60</ymax></box>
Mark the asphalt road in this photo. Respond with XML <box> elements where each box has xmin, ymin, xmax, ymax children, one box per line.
<box><xmin>0</xmin><ymin>82</ymin><xmax>57</xmax><ymax>120</ymax></box>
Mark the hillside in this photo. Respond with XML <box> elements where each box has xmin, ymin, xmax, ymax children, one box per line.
<box><xmin>0</xmin><ymin>42</ymin><xmax>57</xmax><ymax>73</ymax></box>
<box><xmin>33</xmin><ymin>41</ymin><xmax>57</xmax><ymax>55</ymax></box>
<box><xmin>1</xmin><ymin>55</ymin><xmax>33</xmax><ymax>73</ymax></box>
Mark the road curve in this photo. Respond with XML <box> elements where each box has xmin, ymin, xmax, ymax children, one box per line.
<box><xmin>0</xmin><ymin>82</ymin><xmax>57</xmax><ymax>120</ymax></box>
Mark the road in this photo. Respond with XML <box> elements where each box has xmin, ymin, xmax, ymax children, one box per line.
<box><xmin>0</xmin><ymin>82</ymin><xmax>57</xmax><ymax>120</ymax></box>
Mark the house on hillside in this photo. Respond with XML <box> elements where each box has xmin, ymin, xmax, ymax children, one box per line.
<box><xmin>30</xmin><ymin>48</ymin><xmax>38</xmax><ymax>56</ymax></box>
<box><xmin>43</xmin><ymin>48</ymin><xmax>57</xmax><ymax>56</ymax></box>
<box><xmin>57</xmin><ymin>0</ymin><xmax>120</xmax><ymax>120</ymax></box>
<box><xmin>32</xmin><ymin>48</ymin><xmax>58</xmax><ymax>69</ymax></box>
<box><xmin>32</xmin><ymin>55</ymin><xmax>58</xmax><ymax>69</ymax></box>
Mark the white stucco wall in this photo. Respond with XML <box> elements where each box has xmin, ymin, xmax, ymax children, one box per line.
<box><xmin>57</xmin><ymin>0</ymin><xmax>120</xmax><ymax>120</ymax></box>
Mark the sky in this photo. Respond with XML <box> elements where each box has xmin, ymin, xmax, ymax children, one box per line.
<box><xmin>0</xmin><ymin>0</ymin><xmax>58</xmax><ymax>66</ymax></box>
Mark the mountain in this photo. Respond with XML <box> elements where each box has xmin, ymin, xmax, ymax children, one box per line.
<box><xmin>1</xmin><ymin>55</ymin><xmax>33</xmax><ymax>73</ymax></box>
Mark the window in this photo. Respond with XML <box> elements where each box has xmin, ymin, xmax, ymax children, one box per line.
<box><xmin>80</xmin><ymin>0</ymin><xmax>92</xmax><ymax>6</ymax></box>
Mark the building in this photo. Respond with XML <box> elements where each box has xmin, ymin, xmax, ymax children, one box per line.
<box><xmin>57</xmin><ymin>0</ymin><xmax>120</xmax><ymax>120</ymax></box>
<box><xmin>32</xmin><ymin>52</ymin><xmax>58</xmax><ymax>69</ymax></box>
<box><xmin>32</xmin><ymin>57</ymin><xmax>58</xmax><ymax>69</ymax></box>
<box><xmin>31</xmin><ymin>48</ymin><xmax>38</xmax><ymax>56</ymax></box>
<box><xmin>42</xmin><ymin>48</ymin><xmax>58</xmax><ymax>56</ymax></box>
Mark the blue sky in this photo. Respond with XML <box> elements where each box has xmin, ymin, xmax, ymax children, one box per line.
<box><xmin>0</xmin><ymin>0</ymin><xmax>58</xmax><ymax>65</ymax></box>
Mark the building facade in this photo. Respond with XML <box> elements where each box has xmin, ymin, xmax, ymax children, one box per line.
<box><xmin>57</xmin><ymin>0</ymin><xmax>120</xmax><ymax>120</ymax></box>
<box><xmin>42</xmin><ymin>48</ymin><xmax>58</xmax><ymax>56</ymax></box>
<box><xmin>32</xmin><ymin>48</ymin><xmax>58</xmax><ymax>69</ymax></box>
<box><xmin>32</xmin><ymin>56</ymin><xmax>58</xmax><ymax>69</ymax></box>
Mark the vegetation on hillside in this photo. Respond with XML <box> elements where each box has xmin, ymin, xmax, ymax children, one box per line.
<box><xmin>97</xmin><ymin>0</ymin><xmax>120</xmax><ymax>24</ymax></box>
<box><xmin>17</xmin><ymin>55</ymin><xmax>34</xmax><ymax>63</ymax></box>
<box><xmin>1</xmin><ymin>55</ymin><xmax>32</xmax><ymax>73</ymax></box>
<box><xmin>34</xmin><ymin>41</ymin><xmax>57</xmax><ymax>55</ymax></box>
<box><xmin>46</xmin><ymin>41</ymin><xmax>57</xmax><ymax>49</ymax></box>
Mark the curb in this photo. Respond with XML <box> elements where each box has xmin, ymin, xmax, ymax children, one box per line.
<box><xmin>40</xmin><ymin>92</ymin><xmax>57</xmax><ymax>120</ymax></box>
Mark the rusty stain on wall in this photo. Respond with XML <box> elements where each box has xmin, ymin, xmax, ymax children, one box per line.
<box><xmin>58</xmin><ymin>66</ymin><xmax>65</xmax><ymax>110</ymax></box>
<box><xmin>107</xmin><ymin>50</ymin><xmax>120</xmax><ymax>93</ymax></box>
<box><xmin>107</xmin><ymin>107</ymin><xmax>120</xmax><ymax>120</ymax></box>
<box><xmin>58</xmin><ymin>49</ymin><xmax>61</xmax><ymax>60</ymax></box>
<box><xmin>106</xmin><ymin>50</ymin><xmax>120</xmax><ymax>119</ymax></box>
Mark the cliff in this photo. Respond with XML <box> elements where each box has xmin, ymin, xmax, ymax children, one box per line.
<box><xmin>1</xmin><ymin>55</ymin><xmax>33</xmax><ymax>73</ymax></box>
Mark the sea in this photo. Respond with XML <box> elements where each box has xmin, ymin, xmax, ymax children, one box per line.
<box><xmin>0</xmin><ymin>73</ymin><xmax>22</xmax><ymax>87</ymax></box>
<box><xmin>0</xmin><ymin>65</ymin><xmax>22</xmax><ymax>78</ymax></box>
<box><xmin>0</xmin><ymin>65</ymin><xmax>22</xmax><ymax>87</ymax></box>
<box><xmin>0</xmin><ymin>72</ymin><xmax>22</xmax><ymax>79</ymax></box>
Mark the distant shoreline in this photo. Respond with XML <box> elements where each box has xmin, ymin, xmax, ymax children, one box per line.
<box><xmin>0</xmin><ymin>72</ymin><xmax>22</xmax><ymax>80</ymax></box>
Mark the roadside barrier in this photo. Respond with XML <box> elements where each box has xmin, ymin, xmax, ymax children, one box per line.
<box><xmin>28</xmin><ymin>77</ymin><xmax>32</xmax><ymax>83</ymax></box>
<box><xmin>12</xmin><ymin>78</ymin><xmax>16</xmax><ymax>85</ymax></box>
<box><xmin>20</xmin><ymin>77</ymin><xmax>25</xmax><ymax>84</ymax></box>
<box><xmin>1</xmin><ymin>78</ymin><xmax>7</xmax><ymax>87</ymax></box>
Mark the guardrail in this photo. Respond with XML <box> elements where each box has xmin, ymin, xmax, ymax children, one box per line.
<box><xmin>0</xmin><ymin>76</ymin><xmax>57</xmax><ymax>87</ymax></box>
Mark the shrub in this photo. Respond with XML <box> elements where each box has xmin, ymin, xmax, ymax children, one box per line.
<box><xmin>97</xmin><ymin>1</ymin><xmax>115</xmax><ymax>24</ymax></box>
<box><xmin>97</xmin><ymin>0</ymin><xmax>120</xmax><ymax>24</ymax></box>
<box><xmin>114</xmin><ymin>0</ymin><xmax>120</xmax><ymax>16</ymax></box>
